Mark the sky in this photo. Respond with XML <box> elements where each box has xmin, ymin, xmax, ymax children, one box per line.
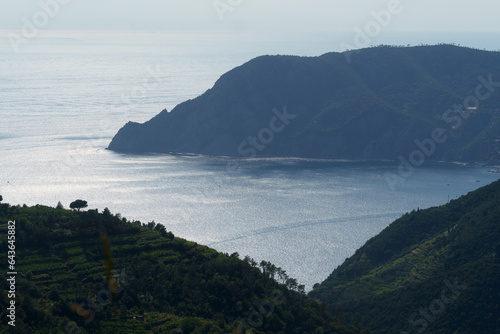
<box><xmin>1</xmin><ymin>0</ymin><xmax>500</xmax><ymax>32</ymax></box>
<box><xmin>0</xmin><ymin>0</ymin><xmax>499</xmax><ymax>51</ymax></box>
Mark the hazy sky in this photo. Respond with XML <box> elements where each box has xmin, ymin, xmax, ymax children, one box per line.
<box><xmin>1</xmin><ymin>0</ymin><xmax>499</xmax><ymax>52</ymax></box>
<box><xmin>1</xmin><ymin>0</ymin><xmax>500</xmax><ymax>32</ymax></box>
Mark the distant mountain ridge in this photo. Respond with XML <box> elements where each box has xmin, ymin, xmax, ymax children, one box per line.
<box><xmin>108</xmin><ymin>45</ymin><xmax>500</xmax><ymax>164</ymax></box>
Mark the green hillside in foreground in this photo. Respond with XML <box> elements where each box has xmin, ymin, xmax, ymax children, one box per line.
<box><xmin>309</xmin><ymin>179</ymin><xmax>500</xmax><ymax>333</ymax></box>
<box><xmin>0</xmin><ymin>201</ymin><xmax>361</xmax><ymax>334</ymax></box>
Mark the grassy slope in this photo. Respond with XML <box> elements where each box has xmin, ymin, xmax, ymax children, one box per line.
<box><xmin>0</xmin><ymin>203</ymin><xmax>361</xmax><ymax>334</ymax></box>
<box><xmin>309</xmin><ymin>179</ymin><xmax>500</xmax><ymax>333</ymax></box>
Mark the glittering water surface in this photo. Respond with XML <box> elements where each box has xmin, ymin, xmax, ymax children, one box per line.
<box><xmin>1</xmin><ymin>31</ymin><xmax>499</xmax><ymax>290</ymax></box>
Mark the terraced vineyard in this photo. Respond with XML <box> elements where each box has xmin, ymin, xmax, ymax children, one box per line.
<box><xmin>0</xmin><ymin>203</ymin><xmax>361</xmax><ymax>333</ymax></box>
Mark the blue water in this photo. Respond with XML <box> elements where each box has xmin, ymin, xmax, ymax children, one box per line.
<box><xmin>1</xmin><ymin>31</ymin><xmax>499</xmax><ymax>290</ymax></box>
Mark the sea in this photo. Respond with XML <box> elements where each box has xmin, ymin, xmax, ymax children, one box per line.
<box><xmin>1</xmin><ymin>30</ymin><xmax>499</xmax><ymax>290</ymax></box>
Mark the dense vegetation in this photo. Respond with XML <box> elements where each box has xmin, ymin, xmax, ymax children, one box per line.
<box><xmin>109</xmin><ymin>45</ymin><xmax>500</xmax><ymax>164</ymax></box>
<box><xmin>309</xmin><ymin>179</ymin><xmax>500</xmax><ymax>333</ymax></box>
<box><xmin>0</xmin><ymin>201</ymin><xmax>362</xmax><ymax>333</ymax></box>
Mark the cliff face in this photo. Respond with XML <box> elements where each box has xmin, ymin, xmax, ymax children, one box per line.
<box><xmin>108</xmin><ymin>45</ymin><xmax>500</xmax><ymax>163</ymax></box>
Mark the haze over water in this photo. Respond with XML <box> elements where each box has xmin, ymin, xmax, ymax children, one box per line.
<box><xmin>1</xmin><ymin>31</ymin><xmax>499</xmax><ymax>290</ymax></box>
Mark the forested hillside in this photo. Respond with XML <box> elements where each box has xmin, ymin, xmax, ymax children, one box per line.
<box><xmin>309</xmin><ymin>179</ymin><xmax>500</xmax><ymax>333</ymax></box>
<box><xmin>0</xmin><ymin>201</ymin><xmax>361</xmax><ymax>333</ymax></box>
<box><xmin>109</xmin><ymin>45</ymin><xmax>500</xmax><ymax>164</ymax></box>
